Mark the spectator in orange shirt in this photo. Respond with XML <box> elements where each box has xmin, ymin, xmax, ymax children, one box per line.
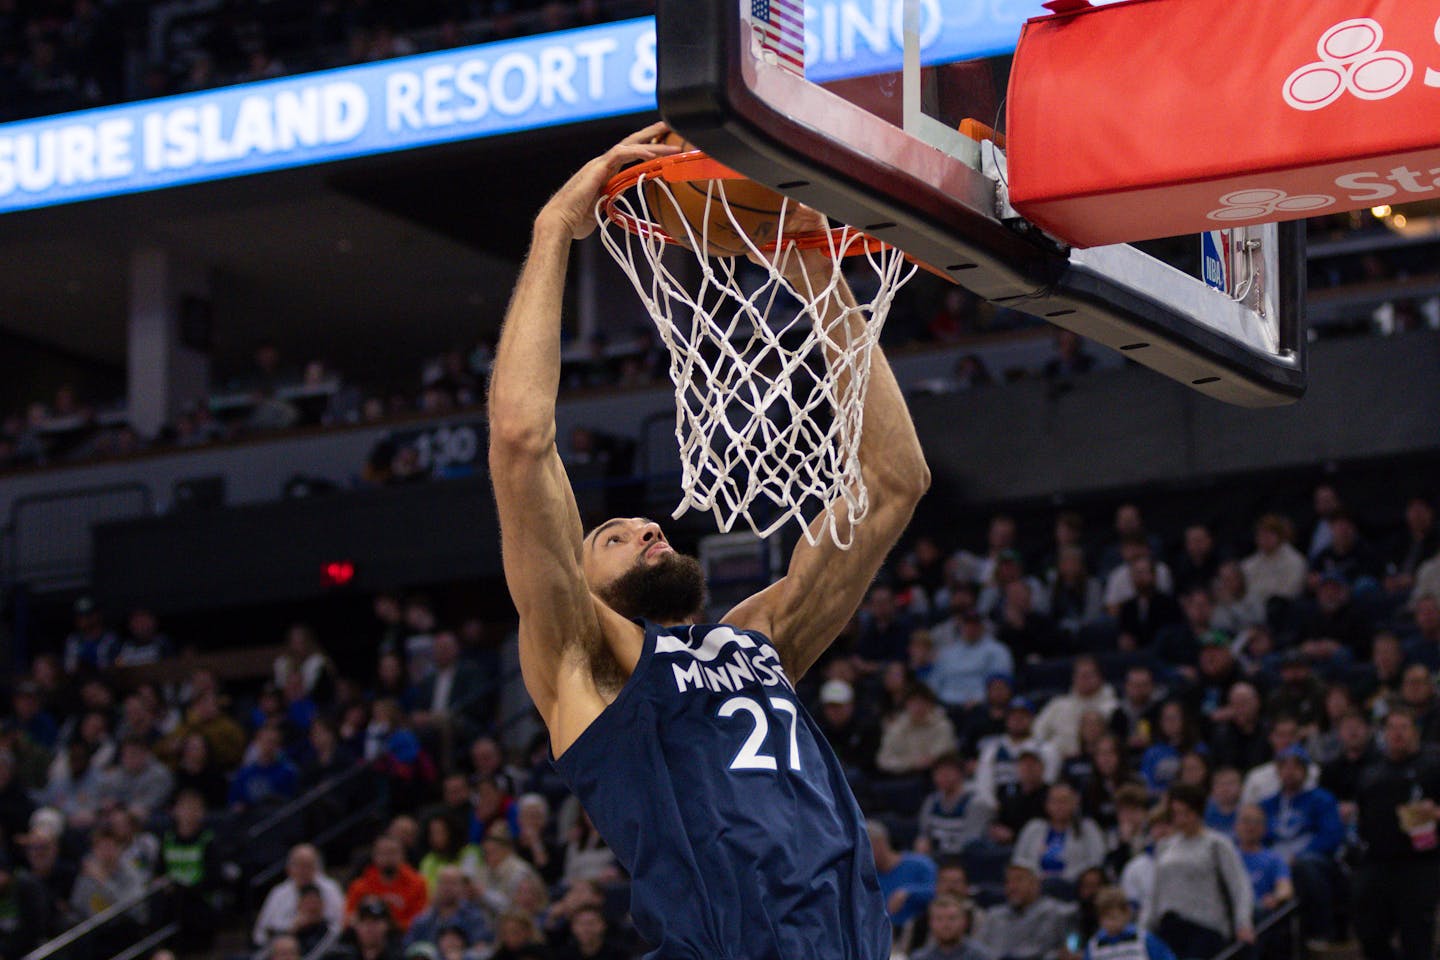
<box><xmin>344</xmin><ymin>834</ymin><xmax>428</xmax><ymax>932</ymax></box>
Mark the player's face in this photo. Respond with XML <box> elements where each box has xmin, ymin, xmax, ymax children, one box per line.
<box><xmin>584</xmin><ymin>517</ymin><xmax>706</xmax><ymax>623</ymax></box>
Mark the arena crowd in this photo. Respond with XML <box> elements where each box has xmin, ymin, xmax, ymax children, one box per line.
<box><xmin>0</xmin><ymin>476</ymin><xmax>1435</xmax><ymax>960</ymax></box>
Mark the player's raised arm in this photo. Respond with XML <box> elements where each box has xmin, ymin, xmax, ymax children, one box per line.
<box><xmin>487</xmin><ymin>124</ymin><xmax>679</xmax><ymax>715</ymax></box>
<box><xmin>727</xmin><ymin>237</ymin><xmax>930</xmax><ymax>680</ymax></box>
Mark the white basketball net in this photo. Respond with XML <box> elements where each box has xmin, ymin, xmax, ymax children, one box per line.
<box><xmin>596</xmin><ymin>170</ymin><xmax>917</xmax><ymax>549</ymax></box>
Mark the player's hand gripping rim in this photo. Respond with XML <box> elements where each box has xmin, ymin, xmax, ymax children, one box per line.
<box><xmin>537</xmin><ymin>121</ymin><xmax>681</xmax><ymax>241</ymax></box>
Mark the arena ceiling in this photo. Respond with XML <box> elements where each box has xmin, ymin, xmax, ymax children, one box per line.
<box><xmin>0</xmin><ymin>114</ymin><xmax>648</xmax><ymax>380</ymax></box>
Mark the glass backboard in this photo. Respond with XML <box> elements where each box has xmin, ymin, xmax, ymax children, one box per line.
<box><xmin>655</xmin><ymin>0</ymin><xmax>1307</xmax><ymax>406</ymax></box>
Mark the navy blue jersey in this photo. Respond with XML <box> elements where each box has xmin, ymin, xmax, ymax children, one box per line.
<box><xmin>552</xmin><ymin>620</ymin><xmax>889</xmax><ymax>960</ymax></box>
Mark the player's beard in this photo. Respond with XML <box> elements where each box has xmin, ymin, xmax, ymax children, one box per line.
<box><xmin>597</xmin><ymin>550</ymin><xmax>707</xmax><ymax>625</ymax></box>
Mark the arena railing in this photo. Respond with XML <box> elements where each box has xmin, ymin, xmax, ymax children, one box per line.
<box><xmin>1210</xmin><ymin>899</ymin><xmax>1302</xmax><ymax>960</ymax></box>
<box><xmin>22</xmin><ymin>877</ymin><xmax>174</xmax><ymax>960</ymax></box>
<box><xmin>243</xmin><ymin>763</ymin><xmax>388</xmax><ymax>906</ymax></box>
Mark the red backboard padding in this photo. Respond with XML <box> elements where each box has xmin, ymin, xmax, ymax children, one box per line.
<box><xmin>1007</xmin><ymin>0</ymin><xmax>1440</xmax><ymax>247</ymax></box>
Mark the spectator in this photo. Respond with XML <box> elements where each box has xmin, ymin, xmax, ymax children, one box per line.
<box><xmin>40</xmin><ymin>739</ymin><xmax>104</xmax><ymax>830</ymax></box>
<box><xmin>275</xmin><ymin>624</ymin><xmax>336</xmax><ymax>701</ymax></box>
<box><xmin>917</xmin><ymin>753</ymin><xmax>994</xmax><ymax>857</ymax></box>
<box><xmin>254</xmin><ymin>844</ymin><xmax>345</xmax><ymax>946</ymax></box>
<box><xmin>476</xmin><ymin>821</ymin><xmax>546</xmax><ymax>908</ymax></box>
<box><xmin>1212</xmin><ymin>562</ymin><xmax>1266</xmax><ymax>635</ymax></box>
<box><xmin>300</xmin><ymin>717</ymin><xmax>356</xmax><ymax>790</ymax></box>
<box><xmin>1266</xmin><ymin>651</ymin><xmax>1326</xmax><ymax>729</ymax></box>
<box><xmin>1143</xmin><ymin>784</ymin><xmax>1254</xmax><ymax>958</ymax></box>
<box><xmin>419</xmin><ymin>814</ymin><xmax>479</xmax><ymax>894</ymax></box>
<box><xmin>327</xmin><ymin>896</ymin><xmax>403</xmax><ymax>960</ymax></box>
<box><xmin>10</xmin><ymin>682</ymin><xmax>58</xmax><ymax>752</ymax></box>
<box><xmin>855</xmin><ymin>585</ymin><xmax>916</xmax><ymax>667</ymax></box>
<box><xmin>1308</xmin><ymin>486</ymin><xmax>1343</xmax><ymax>561</ymax></box>
<box><xmin>436</xmin><ymin>924</ymin><xmax>481</xmax><ymax>960</ymax></box>
<box><xmin>867</xmin><ymin>819</ymin><xmax>937</xmax><ymax>929</ymax></box>
<box><xmin>1034</xmin><ymin>657</ymin><xmax>1118</xmax><ymax>759</ymax></box>
<box><xmin>1397</xmin><ymin>664</ymin><xmax>1440</xmax><ymax>742</ymax></box>
<box><xmin>1048</xmin><ymin>546</ymin><xmax>1104</xmax><ymax>640</ymax></box>
<box><xmin>1241</xmin><ymin>716</ymin><xmax>1319</xmax><ymax>806</ymax></box>
<box><xmin>1233</xmin><ymin>804</ymin><xmax>1294</xmax><ymax>919</ymax></box>
<box><xmin>1406</xmin><ymin>596</ymin><xmax>1440</xmax><ymax>668</ymax></box>
<box><xmin>1241</xmin><ymin>514</ymin><xmax>1308</xmax><ymax>605</ymax></box>
<box><xmin>1109</xmin><ymin>667</ymin><xmax>1165</xmax><ymax>755</ymax></box>
<box><xmin>0</xmin><ymin>751</ymin><xmax>33</xmax><ymax>844</ymax></box>
<box><xmin>1210</xmin><ymin>683</ymin><xmax>1269</xmax><ymax>773</ymax></box>
<box><xmin>161</xmin><ymin>688</ymin><xmax>246</xmax><ymax>769</ymax></box>
<box><xmin>961</xmin><ymin>673</ymin><xmax>1016</xmax><ymax>757</ymax></box>
<box><xmin>1258</xmin><ymin>746</ymin><xmax>1344</xmax><ymax>944</ymax></box>
<box><xmin>1138</xmin><ymin>700</ymin><xmax>1201</xmax><ymax>796</ymax></box>
<box><xmin>1296</xmin><ymin>574</ymin><xmax>1374</xmax><ymax>665</ymax></box>
<box><xmin>160</xmin><ymin>790</ymin><xmax>222</xmax><ymax>951</ymax></box>
<box><xmin>97</xmin><ymin>735</ymin><xmax>174</xmax><ymax>820</ymax></box>
<box><xmin>556</xmin><ymin>905</ymin><xmax>625</xmax><ymax>960</ymax></box>
<box><xmin>1386</xmin><ymin>496</ymin><xmax>1437</xmax><ymax>596</ymax></box>
<box><xmin>976</xmin><ymin>862</ymin><xmax>1078</xmax><ymax>960</ymax></box>
<box><xmin>1104</xmin><ymin>785</ymin><xmax>1153</xmax><ymax>881</ymax></box>
<box><xmin>992</xmin><ymin>750</ymin><xmax>1053</xmax><ymax>848</ymax></box>
<box><xmin>489</xmin><ymin>910</ymin><xmax>550</xmax><ymax>960</ymax></box>
<box><xmin>230</xmin><ymin>723</ymin><xmax>299</xmax><ymax>811</ymax></box>
<box><xmin>412</xmin><ymin>631</ymin><xmax>491</xmax><ymax>750</ymax></box>
<box><xmin>1013</xmin><ymin>782</ymin><xmax>1106</xmax><ymax>883</ymax></box>
<box><xmin>912</xmin><ymin>894</ymin><xmax>991</xmax><ymax>960</ymax></box>
<box><xmin>1353</xmin><ymin>708</ymin><xmax>1440</xmax><ymax>960</ymax></box>
<box><xmin>1320</xmin><ymin>710</ymin><xmax>1379</xmax><ymax>819</ymax></box>
<box><xmin>1106</xmin><ymin>538</ymin><xmax>1174</xmax><ymax>614</ymax></box>
<box><xmin>63</xmin><ymin>596</ymin><xmax>119</xmax><ymax>674</ymax></box>
<box><xmin>929</xmin><ymin>610</ymin><xmax>1015</xmax><ymax>709</ymax></box>
<box><xmin>114</xmin><ymin>608</ymin><xmax>174</xmax><ymax>666</ymax></box>
<box><xmin>1152</xmin><ymin>587</ymin><xmax>1219</xmax><ymax>671</ymax></box>
<box><xmin>0</xmin><ymin>852</ymin><xmax>50</xmax><ymax>959</ymax></box>
<box><xmin>1204</xmin><ymin>767</ymin><xmax>1244</xmax><ymax>839</ymax></box>
<box><xmin>1116</xmin><ymin>556</ymin><xmax>1182</xmax><ymax>650</ymax></box>
<box><xmin>877</xmin><ymin>683</ymin><xmax>960</xmax><ymax>776</ymax></box>
<box><xmin>271</xmin><ymin>934</ymin><xmax>305</xmax><ymax>960</ymax></box>
<box><xmin>70</xmin><ymin>825</ymin><xmax>146</xmax><ymax>923</ymax></box>
<box><xmin>405</xmin><ymin>865</ymin><xmax>491</xmax><ymax>950</ymax></box>
<box><xmin>975</xmin><ymin>699</ymin><xmax>1060</xmax><ymax>807</ymax></box>
<box><xmin>512</xmin><ymin>793</ymin><xmax>563</xmax><ymax>887</ymax></box>
<box><xmin>1185</xmin><ymin>633</ymin><xmax>1244</xmax><ymax>720</ymax></box>
<box><xmin>171</xmin><ymin>732</ymin><xmax>229</xmax><ymax>810</ymax></box>
<box><xmin>1084</xmin><ymin>888</ymin><xmax>1174</xmax><ymax>960</ymax></box>
<box><xmin>1078</xmin><ymin>734</ymin><xmax>1138</xmax><ymax>830</ymax></box>
<box><xmin>1173</xmin><ymin>524</ymin><xmax>1221</xmax><ymax>595</ymax></box>
<box><xmin>20</xmin><ymin>821</ymin><xmax>75</xmax><ymax>931</ymax></box>
<box><xmin>994</xmin><ymin>581</ymin><xmax>1064</xmax><ymax>664</ymax></box>
<box><xmin>346</xmin><ymin>834</ymin><xmax>429</xmax><ymax>931</ymax></box>
<box><xmin>290</xmin><ymin>884</ymin><xmax>335</xmax><ymax>955</ymax></box>
<box><xmin>1310</xmin><ymin>511</ymin><xmax>1384</xmax><ymax>592</ymax></box>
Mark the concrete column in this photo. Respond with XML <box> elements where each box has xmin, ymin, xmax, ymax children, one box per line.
<box><xmin>127</xmin><ymin>247</ymin><xmax>212</xmax><ymax>438</ymax></box>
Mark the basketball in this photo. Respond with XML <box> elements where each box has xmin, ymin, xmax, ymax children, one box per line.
<box><xmin>641</xmin><ymin>132</ymin><xmax>788</xmax><ymax>257</ymax></box>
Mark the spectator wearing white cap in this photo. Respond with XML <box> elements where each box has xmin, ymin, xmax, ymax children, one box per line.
<box><xmin>814</xmin><ymin>678</ymin><xmax>880</xmax><ymax>776</ymax></box>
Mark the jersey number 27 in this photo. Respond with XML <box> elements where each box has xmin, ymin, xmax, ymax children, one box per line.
<box><xmin>719</xmin><ymin>695</ymin><xmax>802</xmax><ymax>772</ymax></box>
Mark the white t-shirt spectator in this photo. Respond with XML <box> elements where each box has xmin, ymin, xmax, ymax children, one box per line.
<box><xmin>1105</xmin><ymin>562</ymin><xmax>1174</xmax><ymax>609</ymax></box>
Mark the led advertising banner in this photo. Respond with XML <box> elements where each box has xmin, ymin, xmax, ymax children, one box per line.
<box><xmin>0</xmin><ymin>1</ymin><xmax>1111</xmax><ymax>214</ymax></box>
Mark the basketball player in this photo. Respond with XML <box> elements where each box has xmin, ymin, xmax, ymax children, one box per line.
<box><xmin>487</xmin><ymin>123</ymin><xmax>930</xmax><ymax>959</ymax></box>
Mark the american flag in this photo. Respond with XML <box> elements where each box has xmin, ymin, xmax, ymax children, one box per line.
<box><xmin>750</xmin><ymin>0</ymin><xmax>806</xmax><ymax>75</ymax></box>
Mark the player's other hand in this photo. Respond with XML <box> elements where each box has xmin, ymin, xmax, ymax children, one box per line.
<box><xmin>537</xmin><ymin>121</ymin><xmax>680</xmax><ymax>241</ymax></box>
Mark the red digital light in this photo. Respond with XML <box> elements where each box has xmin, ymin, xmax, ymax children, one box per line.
<box><xmin>321</xmin><ymin>560</ymin><xmax>356</xmax><ymax>587</ymax></box>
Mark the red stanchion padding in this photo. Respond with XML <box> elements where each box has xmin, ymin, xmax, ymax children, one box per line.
<box><xmin>1006</xmin><ymin>0</ymin><xmax>1440</xmax><ymax>247</ymax></box>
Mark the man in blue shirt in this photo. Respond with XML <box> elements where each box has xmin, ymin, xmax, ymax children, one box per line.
<box><xmin>929</xmin><ymin>611</ymin><xmax>1015</xmax><ymax>709</ymax></box>
<box><xmin>869</xmin><ymin>820</ymin><xmax>937</xmax><ymax>929</ymax></box>
<box><xmin>229</xmin><ymin>723</ymin><xmax>298</xmax><ymax>811</ymax></box>
<box><xmin>1234</xmin><ymin>805</ymin><xmax>1294</xmax><ymax>922</ymax></box>
<box><xmin>1258</xmin><ymin>746</ymin><xmax>1343</xmax><ymax>944</ymax></box>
